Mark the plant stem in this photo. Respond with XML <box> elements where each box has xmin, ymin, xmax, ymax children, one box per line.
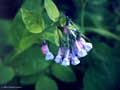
<box><xmin>80</xmin><ymin>0</ymin><xmax>87</xmax><ymax>28</ymax></box>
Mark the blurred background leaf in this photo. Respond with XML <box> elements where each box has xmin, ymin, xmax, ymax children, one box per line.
<box><xmin>0</xmin><ymin>66</ymin><xmax>15</xmax><ymax>84</ymax></box>
<box><xmin>51</xmin><ymin>64</ymin><xmax>77</xmax><ymax>82</ymax></box>
<box><xmin>35</xmin><ymin>75</ymin><xmax>58</xmax><ymax>90</ymax></box>
<box><xmin>10</xmin><ymin>45</ymin><xmax>51</xmax><ymax>76</ymax></box>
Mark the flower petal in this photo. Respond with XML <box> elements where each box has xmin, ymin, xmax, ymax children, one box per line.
<box><xmin>64</xmin><ymin>49</ymin><xmax>70</xmax><ymax>58</ymax></box>
<box><xmin>77</xmin><ymin>49</ymin><xmax>87</xmax><ymax>58</ymax></box>
<box><xmin>61</xmin><ymin>58</ymin><xmax>70</xmax><ymax>66</ymax></box>
<box><xmin>71</xmin><ymin>56</ymin><xmax>80</xmax><ymax>65</ymax></box>
<box><xmin>80</xmin><ymin>37</ymin><xmax>86</xmax><ymax>43</ymax></box>
<box><xmin>45</xmin><ymin>51</ymin><xmax>54</xmax><ymax>60</ymax></box>
<box><xmin>83</xmin><ymin>43</ymin><xmax>93</xmax><ymax>52</ymax></box>
<box><xmin>55</xmin><ymin>55</ymin><xmax>62</xmax><ymax>63</ymax></box>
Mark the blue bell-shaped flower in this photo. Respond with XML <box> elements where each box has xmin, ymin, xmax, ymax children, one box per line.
<box><xmin>75</xmin><ymin>40</ymin><xmax>87</xmax><ymax>58</ymax></box>
<box><xmin>83</xmin><ymin>42</ymin><xmax>93</xmax><ymax>52</ymax></box>
<box><xmin>45</xmin><ymin>51</ymin><xmax>54</xmax><ymax>60</ymax></box>
<box><xmin>55</xmin><ymin>48</ymin><xmax>63</xmax><ymax>63</ymax></box>
<box><xmin>71</xmin><ymin>56</ymin><xmax>80</xmax><ymax>65</ymax></box>
<box><xmin>61</xmin><ymin>49</ymin><xmax>70</xmax><ymax>66</ymax></box>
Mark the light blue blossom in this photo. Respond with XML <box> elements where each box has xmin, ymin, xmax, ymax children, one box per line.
<box><xmin>55</xmin><ymin>48</ymin><xmax>63</xmax><ymax>63</ymax></box>
<box><xmin>71</xmin><ymin>47</ymin><xmax>80</xmax><ymax>65</ymax></box>
<box><xmin>77</xmin><ymin>49</ymin><xmax>87</xmax><ymax>58</ymax></box>
<box><xmin>45</xmin><ymin>51</ymin><xmax>54</xmax><ymax>60</ymax></box>
<box><xmin>71</xmin><ymin>56</ymin><xmax>80</xmax><ymax>65</ymax></box>
<box><xmin>83</xmin><ymin>42</ymin><xmax>93</xmax><ymax>52</ymax></box>
<box><xmin>55</xmin><ymin>55</ymin><xmax>62</xmax><ymax>63</ymax></box>
<box><xmin>61</xmin><ymin>49</ymin><xmax>70</xmax><ymax>66</ymax></box>
<box><xmin>61</xmin><ymin>58</ymin><xmax>70</xmax><ymax>66</ymax></box>
<box><xmin>75</xmin><ymin>40</ymin><xmax>88</xmax><ymax>58</ymax></box>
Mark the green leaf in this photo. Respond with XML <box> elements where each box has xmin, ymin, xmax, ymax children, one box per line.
<box><xmin>35</xmin><ymin>75</ymin><xmax>58</xmax><ymax>90</ymax></box>
<box><xmin>9</xmin><ymin>12</ymin><xmax>28</xmax><ymax>47</ymax></box>
<box><xmin>0</xmin><ymin>66</ymin><xmax>14</xmax><ymax>84</ymax></box>
<box><xmin>19</xmin><ymin>34</ymin><xmax>40</xmax><ymax>52</ymax></box>
<box><xmin>12</xmin><ymin>46</ymin><xmax>50</xmax><ymax>76</ymax></box>
<box><xmin>20</xmin><ymin>74</ymin><xmax>39</xmax><ymax>85</ymax></box>
<box><xmin>83</xmin><ymin>67</ymin><xmax>111</xmax><ymax>90</ymax></box>
<box><xmin>21</xmin><ymin>8</ymin><xmax>45</xmax><ymax>33</ymax></box>
<box><xmin>41</xmin><ymin>28</ymin><xmax>60</xmax><ymax>46</ymax></box>
<box><xmin>51</xmin><ymin>64</ymin><xmax>77</xmax><ymax>82</ymax></box>
<box><xmin>44</xmin><ymin>0</ymin><xmax>60</xmax><ymax>22</ymax></box>
<box><xmin>54</xmin><ymin>29</ymin><xmax>59</xmax><ymax>46</ymax></box>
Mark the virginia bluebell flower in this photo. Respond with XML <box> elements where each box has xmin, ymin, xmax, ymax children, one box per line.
<box><xmin>45</xmin><ymin>51</ymin><xmax>54</xmax><ymax>60</ymax></box>
<box><xmin>71</xmin><ymin>48</ymin><xmax>80</xmax><ymax>65</ymax></box>
<box><xmin>71</xmin><ymin>56</ymin><xmax>80</xmax><ymax>65</ymax></box>
<box><xmin>61</xmin><ymin>49</ymin><xmax>70</xmax><ymax>66</ymax></box>
<box><xmin>78</xmin><ymin>37</ymin><xmax>93</xmax><ymax>52</ymax></box>
<box><xmin>55</xmin><ymin>47</ymin><xmax>63</xmax><ymax>63</ymax></box>
<box><xmin>75</xmin><ymin>40</ymin><xmax>87</xmax><ymax>58</ymax></box>
<box><xmin>83</xmin><ymin>42</ymin><xmax>93</xmax><ymax>52</ymax></box>
<box><xmin>41</xmin><ymin>43</ymin><xmax>54</xmax><ymax>60</ymax></box>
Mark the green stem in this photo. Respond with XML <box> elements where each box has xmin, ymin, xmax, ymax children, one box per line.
<box><xmin>80</xmin><ymin>0</ymin><xmax>87</xmax><ymax>28</ymax></box>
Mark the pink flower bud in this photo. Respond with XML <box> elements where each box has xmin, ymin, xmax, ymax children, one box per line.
<box><xmin>41</xmin><ymin>45</ymin><xmax>49</xmax><ymax>54</ymax></box>
<box><xmin>64</xmin><ymin>26</ymin><xmax>68</xmax><ymax>33</ymax></box>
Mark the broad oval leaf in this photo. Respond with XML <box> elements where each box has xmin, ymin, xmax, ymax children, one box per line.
<box><xmin>12</xmin><ymin>46</ymin><xmax>50</xmax><ymax>76</ymax></box>
<box><xmin>35</xmin><ymin>75</ymin><xmax>58</xmax><ymax>90</ymax></box>
<box><xmin>51</xmin><ymin>64</ymin><xmax>77</xmax><ymax>82</ymax></box>
<box><xmin>44</xmin><ymin>0</ymin><xmax>60</xmax><ymax>22</ymax></box>
<box><xmin>21</xmin><ymin>8</ymin><xmax>44</xmax><ymax>33</ymax></box>
<box><xmin>83</xmin><ymin>67</ymin><xmax>111</xmax><ymax>90</ymax></box>
<box><xmin>41</xmin><ymin>29</ymin><xmax>59</xmax><ymax>46</ymax></box>
<box><xmin>19</xmin><ymin>34</ymin><xmax>40</xmax><ymax>52</ymax></box>
<box><xmin>0</xmin><ymin>66</ymin><xmax>14</xmax><ymax>84</ymax></box>
<box><xmin>20</xmin><ymin>74</ymin><xmax>39</xmax><ymax>85</ymax></box>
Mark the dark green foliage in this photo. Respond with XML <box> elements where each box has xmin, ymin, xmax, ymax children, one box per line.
<box><xmin>35</xmin><ymin>75</ymin><xmax>58</xmax><ymax>90</ymax></box>
<box><xmin>51</xmin><ymin>64</ymin><xmax>77</xmax><ymax>82</ymax></box>
<box><xmin>0</xmin><ymin>66</ymin><xmax>15</xmax><ymax>84</ymax></box>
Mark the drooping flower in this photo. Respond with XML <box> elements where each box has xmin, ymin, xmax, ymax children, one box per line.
<box><xmin>75</xmin><ymin>40</ymin><xmax>87</xmax><ymax>58</ymax></box>
<box><xmin>61</xmin><ymin>49</ymin><xmax>70</xmax><ymax>66</ymax></box>
<box><xmin>71</xmin><ymin>48</ymin><xmax>80</xmax><ymax>65</ymax></box>
<box><xmin>61</xmin><ymin>58</ymin><xmax>70</xmax><ymax>66</ymax></box>
<box><xmin>55</xmin><ymin>47</ymin><xmax>64</xmax><ymax>63</ymax></box>
<box><xmin>77</xmin><ymin>49</ymin><xmax>88</xmax><ymax>58</ymax></box>
<box><xmin>41</xmin><ymin>42</ymin><xmax>54</xmax><ymax>60</ymax></box>
<box><xmin>83</xmin><ymin>42</ymin><xmax>93</xmax><ymax>52</ymax></box>
<box><xmin>71</xmin><ymin>56</ymin><xmax>80</xmax><ymax>65</ymax></box>
<box><xmin>45</xmin><ymin>51</ymin><xmax>54</xmax><ymax>60</ymax></box>
<box><xmin>78</xmin><ymin>37</ymin><xmax>93</xmax><ymax>52</ymax></box>
<box><xmin>55</xmin><ymin>55</ymin><xmax>62</xmax><ymax>63</ymax></box>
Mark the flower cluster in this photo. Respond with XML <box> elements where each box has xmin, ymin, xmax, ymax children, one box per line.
<box><xmin>41</xmin><ymin>19</ymin><xmax>93</xmax><ymax>66</ymax></box>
